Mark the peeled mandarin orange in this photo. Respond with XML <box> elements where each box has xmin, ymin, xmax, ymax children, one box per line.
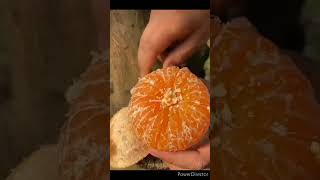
<box><xmin>128</xmin><ymin>66</ymin><xmax>210</xmax><ymax>152</ymax></box>
<box><xmin>211</xmin><ymin>17</ymin><xmax>320</xmax><ymax>180</ymax></box>
<box><xmin>59</xmin><ymin>52</ymin><xmax>108</xmax><ymax>180</ymax></box>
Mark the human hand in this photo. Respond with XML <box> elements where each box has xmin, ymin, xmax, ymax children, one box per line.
<box><xmin>149</xmin><ymin>137</ymin><xmax>210</xmax><ymax>170</ymax></box>
<box><xmin>138</xmin><ymin>10</ymin><xmax>210</xmax><ymax>76</ymax></box>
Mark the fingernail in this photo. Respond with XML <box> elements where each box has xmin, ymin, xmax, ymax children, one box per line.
<box><xmin>163</xmin><ymin>62</ymin><xmax>172</xmax><ymax>68</ymax></box>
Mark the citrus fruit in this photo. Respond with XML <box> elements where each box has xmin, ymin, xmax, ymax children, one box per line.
<box><xmin>59</xmin><ymin>52</ymin><xmax>108</xmax><ymax>180</ymax></box>
<box><xmin>211</xmin><ymin>16</ymin><xmax>320</xmax><ymax>180</ymax></box>
<box><xmin>128</xmin><ymin>66</ymin><xmax>210</xmax><ymax>152</ymax></box>
<box><xmin>110</xmin><ymin>107</ymin><xmax>149</xmax><ymax>168</ymax></box>
<box><xmin>6</xmin><ymin>145</ymin><xmax>58</xmax><ymax>180</ymax></box>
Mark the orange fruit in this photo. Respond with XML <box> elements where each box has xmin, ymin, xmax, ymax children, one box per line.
<box><xmin>128</xmin><ymin>66</ymin><xmax>210</xmax><ymax>152</ymax></box>
<box><xmin>110</xmin><ymin>107</ymin><xmax>149</xmax><ymax>168</ymax></box>
<box><xmin>59</xmin><ymin>54</ymin><xmax>108</xmax><ymax>180</ymax></box>
<box><xmin>211</xmin><ymin>16</ymin><xmax>320</xmax><ymax>180</ymax></box>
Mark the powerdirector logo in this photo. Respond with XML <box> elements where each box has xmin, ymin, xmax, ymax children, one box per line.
<box><xmin>177</xmin><ymin>171</ymin><xmax>209</xmax><ymax>177</ymax></box>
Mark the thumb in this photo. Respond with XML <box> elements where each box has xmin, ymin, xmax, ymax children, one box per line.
<box><xmin>149</xmin><ymin>149</ymin><xmax>207</xmax><ymax>170</ymax></box>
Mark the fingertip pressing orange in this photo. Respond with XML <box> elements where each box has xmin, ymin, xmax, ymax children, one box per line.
<box><xmin>128</xmin><ymin>66</ymin><xmax>210</xmax><ymax>152</ymax></box>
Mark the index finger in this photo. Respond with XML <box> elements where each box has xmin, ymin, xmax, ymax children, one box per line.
<box><xmin>138</xmin><ymin>22</ymin><xmax>180</xmax><ymax>77</ymax></box>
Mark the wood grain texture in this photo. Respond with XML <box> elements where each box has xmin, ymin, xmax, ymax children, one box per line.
<box><xmin>110</xmin><ymin>10</ymin><xmax>148</xmax><ymax>116</ymax></box>
<box><xmin>1</xmin><ymin>0</ymin><xmax>108</xmax><ymax>178</ymax></box>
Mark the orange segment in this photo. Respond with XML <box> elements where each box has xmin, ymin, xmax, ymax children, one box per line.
<box><xmin>128</xmin><ymin>66</ymin><xmax>210</xmax><ymax>152</ymax></box>
<box><xmin>212</xmin><ymin>17</ymin><xmax>320</xmax><ymax>180</ymax></box>
<box><xmin>59</xmin><ymin>57</ymin><xmax>108</xmax><ymax>180</ymax></box>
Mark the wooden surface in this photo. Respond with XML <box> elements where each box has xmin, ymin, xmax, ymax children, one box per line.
<box><xmin>0</xmin><ymin>0</ymin><xmax>108</xmax><ymax>178</ymax></box>
<box><xmin>110</xmin><ymin>10</ymin><xmax>149</xmax><ymax>116</ymax></box>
